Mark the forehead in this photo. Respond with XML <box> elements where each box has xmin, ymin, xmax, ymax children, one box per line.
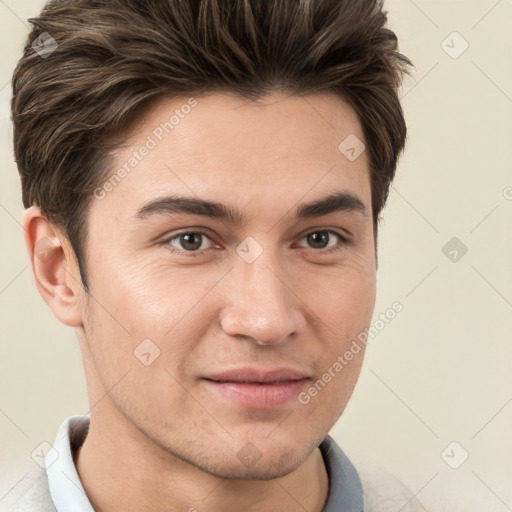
<box><xmin>144</xmin><ymin>90</ymin><xmax>364</xmax><ymax>161</ymax></box>
<box><xmin>92</xmin><ymin>91</ymin><xmax>370</xmax><ymax>223</ymax></box>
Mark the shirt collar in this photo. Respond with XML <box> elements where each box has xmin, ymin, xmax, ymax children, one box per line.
<box><xmin>46</xmin><ymin>415</ymin><xmax>94</xmax><ymax>512</ymax></box>
<box><xmin>319</xmin><ymin>434</ymin><xmax>364</xmax><ymax>511</ymax></box>
<box><xmin>46</xmin><ymin>415</ymin><xmax>363</xmax><ymax>512</ymax></box>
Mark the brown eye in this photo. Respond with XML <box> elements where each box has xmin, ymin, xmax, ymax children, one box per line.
<box><xmin>298</xmin><ymin>230</ymin><xmax>345</xmax><ymax>251</ymax></box>
<box><xmin>167</xmin><ymin>232</ymin><xmax>213</xmax><ymax>252</ymax></box>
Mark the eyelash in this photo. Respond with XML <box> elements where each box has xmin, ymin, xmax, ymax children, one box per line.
<box><xmin>161</xmin><ymin>229</ymin><xmax>350</xmax><ymax>257</ymax></box>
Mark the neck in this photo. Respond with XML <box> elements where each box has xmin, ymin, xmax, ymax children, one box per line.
<box><xmin>75</xmin><ymin>401</ymin><xmax>329</xmax><ymax>512</ymax></box>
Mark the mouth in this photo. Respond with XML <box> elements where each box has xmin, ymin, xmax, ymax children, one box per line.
<box><xmin>207</xmin><ymin>379</ymin><xmax>303</xmax><ymax>385</ymax></box>
<box><xmin>201</xmin><ymin>368</ymin><xmax>311</xmax><ymax>409</ymax></box>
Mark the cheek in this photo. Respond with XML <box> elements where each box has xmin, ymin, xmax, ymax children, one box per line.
<box><xmin>293</xmin><ymin>257</ymin><xmax>375</xmax><ymax>402</ymax></box>
<box><xmin>298</xmin><ymin>259</ymin><xmax>376</xmax><ymax>334</ymax></box>
<box><xmin>90</xmin><ymin>251</ymin><xmax>222</xmax><ymax>329</ymax></box>
<box><xmin>296</xmin><ymin>346</ymin><xmax>365</xmax><ymax>430</ymax></box>
<box><xmin>83</xmin><ymin>255</ymin><xmax>228</xmax><ymax>382</ymax></box>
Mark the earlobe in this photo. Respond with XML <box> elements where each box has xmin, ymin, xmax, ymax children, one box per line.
<box><xmin>23</xmin><ymin>206</ymin><xmax>84</xmax><ymax>327</ymax></box>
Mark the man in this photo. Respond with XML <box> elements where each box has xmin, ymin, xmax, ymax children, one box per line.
<box><xmin>6</xmin><ymin>0</ymin><xmax>425</xmax><ymax>510</ymax></box>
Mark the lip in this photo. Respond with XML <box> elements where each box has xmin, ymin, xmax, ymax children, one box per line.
<box><xmin>202</xmin><ymin>367</ymin><xmax>311</xmax><ymax>409</ymax></box>
<box><xmin>204</xmin><ymin>368</ymin><xmax>310</xmax><ymax>383</ymax></box>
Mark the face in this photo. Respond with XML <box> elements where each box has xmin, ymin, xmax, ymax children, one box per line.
<box><xmin>79</xmin><ymin>91</ymin><xmax>376</xmax><ymax>479</ymax></box>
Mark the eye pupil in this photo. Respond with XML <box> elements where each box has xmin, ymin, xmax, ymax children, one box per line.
<box><xmin>307</xmin><ymin>232</ymin><xmax>329</xmax><ymax>249</ymax></box>
<box><xmin>180</xmin><ymin>233</ymin><xmax>202</xmax><ymax>251</ymax></box>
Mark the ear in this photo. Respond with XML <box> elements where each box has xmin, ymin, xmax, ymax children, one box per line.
<box><xmin>23</xmin><ymin>206</ymin><xmax>84</xmax><ymax>327</ymax></box>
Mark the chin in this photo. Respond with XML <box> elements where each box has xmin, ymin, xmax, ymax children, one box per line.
<box><xmin>205</xmin><ymin>451</ymin><xmax>304</xmax><ymax>481</ymax></box>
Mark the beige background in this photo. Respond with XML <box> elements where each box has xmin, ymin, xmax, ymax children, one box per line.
<box><xmin>1</xmin><ymin>1</ymin><xmax>511</xmax><ymax>510</ymax></box>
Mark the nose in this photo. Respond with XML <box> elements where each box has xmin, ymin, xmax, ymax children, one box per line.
<box><xmin>219</xmin><ymin>252</ymin><xmax>303</xmax><ymax>346</ymax></box>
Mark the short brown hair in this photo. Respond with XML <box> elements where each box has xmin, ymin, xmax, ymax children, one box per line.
<box><xmin>12</xmin><ymin>0</ymin><xmax>412</xmax><ymax>289</ymax></box>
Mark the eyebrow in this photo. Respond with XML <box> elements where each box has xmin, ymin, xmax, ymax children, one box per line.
<box><xmin>134</xmin><ymin>191</ymin><xmax>367</xmax><ymax>224</ymax></box>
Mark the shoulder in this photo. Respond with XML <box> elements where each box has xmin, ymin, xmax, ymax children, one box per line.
<box><xmin>0</xmin><ymin>465</ymin><xmax>56</xmax><ymax>512</ymax></box>
<box><xmin>356</xmin><ymin>462</ymin><xmax>429</xmax><ymax>512</ymax></box>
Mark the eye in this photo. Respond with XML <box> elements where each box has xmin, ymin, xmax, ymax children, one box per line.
<box><xmin>296</xmin><ymin>230</ymin><xmax>347</xmax><ymax>252</ymax></box>
<box><xmin>166</xmin><ymin>231</ymin><xmax>214</xmax><ymax>253</ymax></box>
<box><xmin>162</xmin><ymin>229</ymin><xmax>349</xmax><ymax>257</ymax></box>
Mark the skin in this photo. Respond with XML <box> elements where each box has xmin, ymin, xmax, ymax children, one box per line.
<box><xmin>24</xmin><ymin>91</ymin><xmax>377</xmax><ymax>512</ymax></box>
